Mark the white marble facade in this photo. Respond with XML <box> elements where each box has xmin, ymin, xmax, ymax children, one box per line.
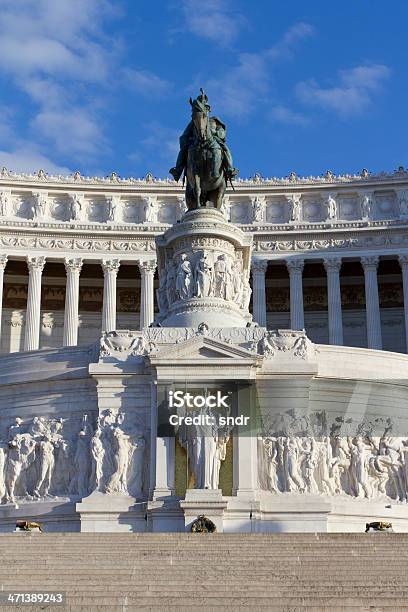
<box><xmin>0</xmin><ymin>169</ymin><xmax>407</xmax><ymax>354</ymax></box>
<box><xmin>0</xmin><ymin>168</ymin><xmax>408</xmax><ymax>533</ymax></box>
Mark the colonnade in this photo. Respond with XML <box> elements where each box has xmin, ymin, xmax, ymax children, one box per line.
<box><xmin>0</xmin><ymin>256</ymin><xmax>157</xmax><ymax>351</ymax></box>
<box><xmin>251</xmin><ymin>254</ymin><xmax>408</xmax><ymax>352</ymax></box>
<box><xmin>0</xmin><ymin>253</ymin><xmax>407</xmax><ymax>353</ymax></box>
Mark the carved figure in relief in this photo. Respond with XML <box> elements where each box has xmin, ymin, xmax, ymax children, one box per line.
<box><xmin>32</xmin><ymin>194</ymin><xmax>47</xmax><ymax>219</ymax></box>
<box><xmin>288</xmin><ymin>194</ymin><xmax>301</xmax><ymax>222</ymax></box>
<box><xmin>156</xmin><ymin>269</ymin><xmax>168</xmax><ymax>312</ymax></box>
<box><xmin>106</xmin><ymin>428</ymin><xmax>132</xmax><ymax>494</ymax></box>
<box><xmin>398</xmin><ymin>190</ymin><xmax>408</xmax><ymax>218</ymax></box>
<box><xmin>144</xmin><ymin>197</ymin><xmax>158</xmax><ymax>223</ymax></box>
<box><xmin>70</xmin><ymin>194</ymin><xmax>84</xmax><ymax>221</ymax></box>
<box><xmin>302</xmin><ymin>440</ymin><xmax>319</xmax><ymax>494</ymax></box>
<box><xmin>89</xmin><ymin>427</ymin><xmax>104</xmax><ymax>491</ymax></box>
<box><xmin>378</xmin><ymin>435</ymin><xmax>405</xmax><ymax>501</ymax></box>
<box><xmin>128</xmin><ymin>434</ymin><xmax>146</xmax><ymax>496</ymax></box>
<box><xmin>9</xmin><ymin>417</ymin><xmax>23</xmax><ymax>439</ymax></box>
<box><xmin>107</xmin><ymin>197</ymin><xmax>119</xmax><ymax>222</ymax></box>
<box><xmin>195</xmin><ymin>253</ymin><xmax>213</xmax><ymax>298</ymax></box>
<box><xmin>70</xmin><ymin>416</ymin><xmax>92</xmax><ymax>498</ymax></box>
<box><xmin>5</xmin><ymin>434</ymin><xmax>36</xmax><ymax>503</ymax></box>
<box><xmin>33</xmin><ymin>436</ymin><xmax>55</xmax><ymax>498</ymax></box>
<box><xmin>213</xmin><ymin>254</ymin><xmax>229</xmax><ymax>299</ymax></box>
<box><xmin>166</xmin><ymin>261</ymin><xmax>177</xmax><ymax>306</ymax></box>
<box><xmin>360</xmin><ymin>193</ymin><xmax>373</xmax><ymax>219</ymax></box>
<box><xmin>176</xmin><ymin>253</ymin><xmax>193</xmax><ymax>300</ymax></box>
<box><xmin>350</xmin><ymin>436</ymin><xmax>373</xmax><ymax>498</ymax></box>
<box><xmin>220</xmin><ymin>196</ymin><xmax>231</xmax><ymax>220</ymax></box>
<box><xmin>242</xmin><ymin>283</ymin><xmax>251</xmax><ymax>310</ymax></box>
<box><xmin>0</xmin><ymin>191</ymin><xmax>10</xmax><ymax>217</ymax></box>
<box><xmin>252</xmin><ymin>197</ymin><xmax>265</xmax><ymax>223</ymax></box>
<box><xmin>283</xmin><ymin>438</ymin><xmax>305</xmax><ymax>492</ymax></box>
<box><xmin>331</xmin><ymin>436</ymin><xmax>352</xmax><ymax>494</ymax></box>
<box><xmin>315</xmin><ymin>437</ymin><xmax>335</xmax><ymax>495</ymax></box>
<box><xmin>263</xmin><ymin>438</ymin><xmax>280</xmax><ymax>493</ymax></box>
<box><xmin>231</xmin><ymin>259</ymin><xmax>243</xmax><ymax>304</ymax></box>
<box><xmin>326</xmin><ymin>194</ymin><xmax>337</xmax><ymax>220</ymax></box>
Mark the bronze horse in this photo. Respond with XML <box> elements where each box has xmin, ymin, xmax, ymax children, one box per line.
<box><xmin>185</xmin><ymin>90</ymin><xmax>227</xmax><ymax>211</ymax></box>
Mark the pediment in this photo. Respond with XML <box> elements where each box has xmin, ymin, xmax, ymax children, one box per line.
<box><xmin>153</xmin><ymin>335</ymin><xmax>257</xmax><ymax>361</ymax></box>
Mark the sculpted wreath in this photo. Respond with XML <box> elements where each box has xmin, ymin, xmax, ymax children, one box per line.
<box><xmin>191</xmin><ymin>515</ymin><xmax>217</xmax><ymax>533</ymax></box>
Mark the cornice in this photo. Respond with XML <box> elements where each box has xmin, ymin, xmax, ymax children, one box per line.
<box><xmin>0</xmin><ymin>167</ymin><xmax>408</xmax><ymax>192</ymax></box>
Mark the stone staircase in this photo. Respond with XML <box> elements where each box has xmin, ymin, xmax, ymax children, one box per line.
<box><xmin>0</xmin><ymin>533</ymin><xmax>407</xmax><ymax>611</ymax></box>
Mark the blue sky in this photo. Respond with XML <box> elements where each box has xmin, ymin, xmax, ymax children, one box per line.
<box><xmin>0</xmin><ymin>0</ymin><xmax>406</xmax><ymax>178</ymax></box>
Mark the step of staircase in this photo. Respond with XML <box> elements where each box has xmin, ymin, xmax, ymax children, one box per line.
<box><xmin>0</xmin><ymin>533</ymin><xmax>407</xmax><ymax>611</ymax></box>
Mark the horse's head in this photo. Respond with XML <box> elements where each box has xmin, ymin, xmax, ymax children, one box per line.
<box><xmin>192</xmin><ymin>109</ymin><xmax>209</xmax><ymax>143</ymax></box>
<box><xmin>190</xmin><ymin>89</ymin><xmax>210</xmax><ymax>143</ymax></box>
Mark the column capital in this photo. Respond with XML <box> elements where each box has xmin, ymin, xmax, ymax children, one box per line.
<box><xmin>64</xmin><ymin>257</ymin><xmax>83</xmax><ymax>274</ymax></box>
<box><xmin>286</xmin><ymin>258</ymin><xmax>304</xmax><ymax>273</ymax></box>
<box><xmin>0</xmin><ymin>255</ymin><xmax>8</xmax><ymax>270</ymax></box>
<box><xmin>361</xmin><ymin>256</ymin><xmax>379</xmax><ymax>271</ymax></box>
<box><xmin>138</xmin><ymin>259</ymin><xmax>157</xmax><ymax>275</ymax></box>
<box><xmin>398</xmin><ymin>254</ymin><xmax>408</xmax><ymax>270</ymax></box>
<box><xmin>27</xmin><ymin>256</ymin><xmax>46</xmax><ymax>273</ymax></box>
<box><xmin>323</xmin><ymin>257</ymin><xmax>342</xmax><ymax>272</ymax></box>
<box><xmin>102</xmin><ymin>258</ymin><xmax>120</xmax><ymax>274</ymax></box>
<box><xmin>251</xmin><ymin>259</ymin><xmax>268</xmax><ymax>274</ymax></box>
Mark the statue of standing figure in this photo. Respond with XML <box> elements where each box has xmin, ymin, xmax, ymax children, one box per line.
<box><xmin>176</xmin><ymin>254</ymin><xmax>193</xmax><ymax>300</ymax></box>
<box><xmin>178</xmin><ymin>404</ymin><xmax>230</xmax><ymax>489</ymax></box>
<box><xmin>195</xmin><ymin>253</ymin><xmax>213</xmax><ymax>298</ymax></box>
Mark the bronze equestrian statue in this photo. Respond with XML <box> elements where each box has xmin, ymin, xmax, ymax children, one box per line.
<box><xmin>170</xmin><ymin>89</ymin><xmax>238</xmax><ymax>211</ymax></box>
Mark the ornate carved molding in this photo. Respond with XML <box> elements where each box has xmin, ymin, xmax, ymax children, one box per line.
<box><xmin>64</xmin><ymin>257</ymin><xmax>83</xmax><ymax>274</ymax></box>
<box><xmin>323</xmin><ymin>257</ymin><xmax>342</xmax><ymax>273</ymax></box>
<box><xmin>2</xmin><ymin>165</ymin><xmax>408</xmax><ymax>186</ymax></box>
<box><xmin>251</xmin><ymin>259</ymin><xmax>268</xmax><ymax>274</ymax></box>
<box><xmin>101</xmin><ymin>259</ymin><xmax>120</xmax><ymax>274</ymax></box>
<box><xmin>286</xmin><ymin>259</ymin><xmax>305</xmax><ymax>273</ymax></box>
<box><xmin>27</xmin><ymin>256</ymin><xmax>46</xmax><ymax>273</ymax></box>
<box><xmin>138</xmin><ymin>259</ymin><xmax>157</xmax><ymax>275</ymax></box>
<box><xmin>361</xmin><ymin>256</ymin><xmax>379</xmax><ymax>271</ymax></box>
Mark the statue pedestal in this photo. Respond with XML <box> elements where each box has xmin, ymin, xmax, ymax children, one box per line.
<box><xmin>76</xmin><ymin>491</ymin><xmax>147</xmax><ymax>533</ymax></box>
<box><xmin>155</xmin><ymin>208</ymin><xmax>253</xmax><ymax>328</ymax></box>
<box><xmin>180</xmin><ymin>489</ymin><xmax>228</xmax><ymax>533</ymax></box>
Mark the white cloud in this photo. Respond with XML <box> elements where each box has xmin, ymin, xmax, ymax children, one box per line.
<box><xmin>269</xmin><ymin>105</ymin><xmax>309</xmax><ymax>126</ymax></box>
<box><xmin>32</xmin><ymin>108</ymin><xmax>105</xmax><ymax>156</ymax></box>
<box><xmin>205</xmin><ymin>52</ymin><xmax>270</xmax><ymax>118</ymax></box>
<box><xmin>141</xmin><ymin>122</ymin><xmax>180</xmax><ymax>158</ymax></box>
<box><xmin>180</xmin><ymin>0</ymin><xmax>245</xmax><ymax>45</ymax></box>
<box><xmin>266</xmin><ymin>22</ymin><xmax>315</xmax><ymax>60</ymax></box>
<box><xmin>122</xmin><ymin>69</ymin><xmax>172</xmax><ymax>97</ymax></box>
<box><xmin>0</xmin><ymin>0</ymin><xmax>168</xmax><ymax>168</ymax></box>
<box><xmin>296</xmin><ymin>64</ymin><xmax>390</xmax><ymax>116</ymax></box>
<box><xmin>202</xmin><ymin>22</ymin><xmax>314</xmax><ymax>119</ymax></box>
<box><xmin>0</xmin><ymin>145</ymin><xmax>70</xmax><ymax>175</ymax></box>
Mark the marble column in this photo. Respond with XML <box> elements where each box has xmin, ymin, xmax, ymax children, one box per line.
<box><xmin>361</xmin><ymin>256</ymin><xmax>382</xmax><ymax>350</ymax></box>
<box><xmin>399</xmin><ymin>255</ymin><xmax>408</xmax><ymax>353</ymax></box>
<box><xmin>63</xmin><ymin>258</ymin><xmax>83</xmax><ymax>346</ymax></box>
<box><xmin>323</xmin><ymin>257</ymin><xmax>343</xmax><ymax>346</ymax></box>
<box><xmin>251</xmin><ymin>259</ymin><xmax>268</xmax><ymax>327</ymax></box>
<box><xmin>101</xmin><ymin>259</ymin><xmax>120</xmax><ymax>332</ymax></box>
<box><xmin>0</xmin><ymin>255</ymin><xmax>7</xmax><ymax>348</ymax></box>
<box><xmin>138</xmin><ymin>260</ymin><xmax>156</xmax><ymax>329</ymax></box>
<box><xmin>24</xmin><ymin>256</ymin><xmax>46</xmax><ymax>351</ymax></box>
<box><xmin>287</xmin><ymin>259</ymin><xmax>305</xmax><ymax>330</ymax></box>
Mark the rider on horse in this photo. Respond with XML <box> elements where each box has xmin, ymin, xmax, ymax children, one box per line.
<box><xmin>169</xmin><ymin>90</ymin><xmax>238</xmax><ymax>183</ymax></box>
